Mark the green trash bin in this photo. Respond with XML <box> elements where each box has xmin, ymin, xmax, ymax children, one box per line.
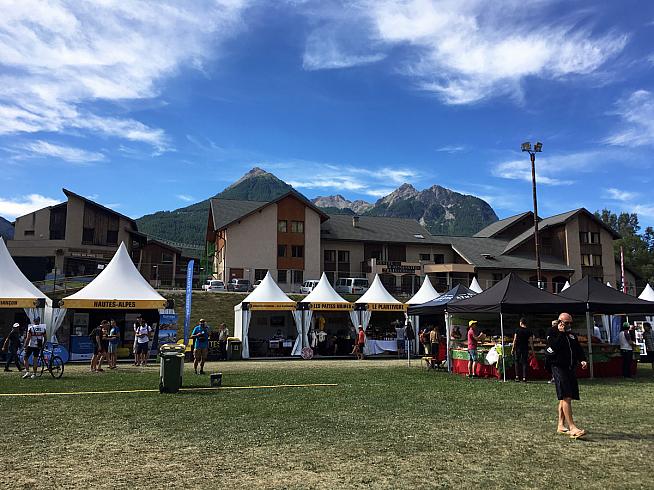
<box><xmin>227</xmin><ymin>337</ymin><xmax>242</xmax><ymax>360</ymax></box>
<box><xmin>159</xmin><ymin>344</ymin><xmax>185</xmax><ymax>393</ymax></box>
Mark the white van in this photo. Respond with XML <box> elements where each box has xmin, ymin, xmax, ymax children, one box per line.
<box><xmin>300</xmin><ymin>280</ymin><xmax>320</xmax><ymax>294</ymax></box>
<box><xmin>334</xmin><ymin>278</ymin><xmax>369</xmax><ymax>295</ymax></box>
<box><xmin>205</xmin><ymin>279</ymin><xmax>225</xmax><ymax>292</ymax></box>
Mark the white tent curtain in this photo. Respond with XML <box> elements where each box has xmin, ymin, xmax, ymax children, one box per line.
<box><xmin>361</xmin><ymin>310</ymin><xmax>372</xmax><ymax>331</ymax></box>
<box><xmin>302</xmin><ymin>309</ymin><xmax>313</xmax><ymax>350</ymax></box>
<box><xmin>349</xmin><ymin>310</ymin><xmax>360</xmax><ymax>334</ymax></box>
<box><xmin>24</xmin><ymin>307</ymin><xmax>45</xmax><ymax>325</ymax></box>
<box><xmin>241</xmin><ymin>309</ymin><xmax>252</xmax><ymax>359</ymax></box>
<box><xmin>292</xmin><ymin>310</ymin><xmax>303</xmax><ymax>356</ymax></box>
<box><xmin>45</xmin><ymin>307</ymin><xmax>67</xmax><ymax>342</ymax></box>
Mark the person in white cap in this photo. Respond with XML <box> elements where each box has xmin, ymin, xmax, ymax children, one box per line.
<box><xmin>23</xmin><ymin>318</ymin><xmax>46</xmax><ymax>379</ymax></box>
<box><xmin>2</xmin><ymin>323</ymin><xmax>23</xmax><ymax>372</ymax></box>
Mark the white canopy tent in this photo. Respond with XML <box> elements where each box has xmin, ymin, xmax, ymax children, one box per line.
<box><xmin>300</xmin><ymin>273</ymin><xmax>352</xmax><ymax>353</ymax></box>
<box><xmin>234</xmin><ymin>271</ymin><xmax>298</xmax><ymax>358</ymax></box>
<box><xmin>62</xmin><ymin>243</ymin><xmax>167</xmax><ymax>310</ymax></box>
<box><xmin>638</xmin><ymin>284</ymin><xmax>654</xmax><ymax>302</ymax></box>
<box><xmin>469</xmin><ymin>277</ymin><xmax>483</xmax><ymax>294</ymax></box>
<box><xmin>0</xmin><ymin>238</ymin><xmax>60</xmax><ymax>338</ymax></box>
<box><xmin>354</xmin><ymin>275</ymin><xmax>407</xmax><ymax>355</ymax></box>
<box><xmin>561</xmin><ymin>281</ymin><xmax>571</xmax><ymax>291</ymax></box>
<box><xmin>405</xmin><ymin>276</ymin><xmax>439</xmax><ymax>351</ymax></box>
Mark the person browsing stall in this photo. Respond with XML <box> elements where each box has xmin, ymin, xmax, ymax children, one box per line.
<box><xmin>107</xmin><ymin>319</ymin><xmax>120</xmax><ymax>369</ymax></box>
<box><xmin>191</xmin><ymin>319</ymin><xmax>210</xmax><ymax>374</ymax></box>
<box><xmin>511</xmin><ymin>317</ymin><xmax>535</xmax><ymax>382</ymax></box>
<box><xmin>3</xmin><ymin>323</ymin><xmax>23</xmax><ymax>372</ymax></box>
<box><xmin>90</xmin><ymin>320</ymin><xmax>108</xmax><ymax>373</ymax></box>
<box><xmin>134</xmin><ymin>317</ymin><xmax>152</xmax><ymax>367</ymax></box>
<box><xmin>545</xmin><ymin>313</ymin><xmax>588</xmax><ymax>439</ymax></box>
<box><xmin>618</xmin><ymin>322</ymin><xmax>635</xmax><ymax>379</ymax></box>
<box><xmin>467</xmin><ymin>320</ymin><xmax>485</xmax><ymax>378</ymax></box>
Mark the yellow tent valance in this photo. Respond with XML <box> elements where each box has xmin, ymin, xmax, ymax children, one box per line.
<box><xmin>61</xmin><ymin>299</ymin><xmax>167</xmax><ymax>309</ymax></box>
<box><xmin>249</xmin><ymin>302</ymin><xmax>297</xmax><ymax>311</ymax></box>
<box><xmin>0</xmin><ymin>298</ymin><xmax>39</xmax><ymax>308</ymax></box>
<box><xmin>366</xmin><ymin>303</ymin><xmax>408</xmax><ymax>312</ymax></box>
<box><xmin>309</xmin><ymin>302</ymin><xmax>353</xmax><ymax>311</ymax></box>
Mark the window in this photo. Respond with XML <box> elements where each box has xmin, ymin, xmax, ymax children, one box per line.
<box><xmin>579</xmin><ymin>232</ymin><xmax>589</xmax><ymax>244</ymax></box>
<box><xmin>254</xmin><ymin>269</ymin><xmax>266</xmax><ymax>281</ymax></box>
<box><xmin>434</xmin><ymin>254</ymin><xmax>445</xmax><ymax>264</ymax></box>
<box><xmin>492</xmin><ymin>273</ymin><xmax>504</xmax><ymax>282</ymax></box>
<box><xmin>24</xmin><ymin>230</ymin><xmax>35</xmax><ymax>236</ymax></box>
<box><xmin>581</xmin><ymin>254</ymin><xmax>592</xmax><ymax>266</ymax></box>
<box><xmin>324</xmin><ymin>250</ymin><xmax>336</xmax><ymax>262</ymax></box>
<box><xmin>277</xmin><ymin>220</ymin><xmax>287</xmax><ymax>232</ymax></box>
<box><xmin>590</xmin><ymin>232</ymin><xmax>600</xmax><ymax>244</ymax></box>
<box><xmin>277</xmin><ymin>245</ymin><xmax>287</xmax><ymax>257</ymax></box>
<box><xmin>291</xmin><ymin>245</ymin><xmax>304</xmax><ymax>258</ymax></box>
<box><xmin>162</xmin><ymin>252</ymin><xmax>174</xmax><ymax>264</ymax></box>
<box><xmin>277</xmin><ymin>270</ymin><xmax>287</xmax><ymax>283</ymax></box>
<box><xmin>106</xmin><ymin>230</ymin><xmax>118</xmax><ymax>245</ymax></box>
<box><xmin>82</xmin><ymin>227</ymin><xmax>94</xmax><ymax>244</ymax></box>
<box><xmin>338</xmin><ymin>250</ymin><xmax>350</xmax><ymax>262</ymax></box>
<box><xmin>291</xmin><ymin>221</ymin><xmax>304</xmax><ymax>233</ymax></box>
<box><xmin>419</xmin><ymin>253</ymin><xmax>431</xmax><ymax>261</ymax></box>
<box><xmin>292</xmin><ymin>270</ymin><xmax>303</xmax><ymax>284</ymax></box>
<box><xmin>592</xmin><ymin>255</ymin><xmax>602</xmax><ymax>266</ymax></box>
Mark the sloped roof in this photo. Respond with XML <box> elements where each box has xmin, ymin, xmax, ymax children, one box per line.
<box><xmin>473</xmin><ymin>211</ymin><xmax>532</xmax><ymax>238</ymax></box>
<box><xmin>321</xmin><ymin>215</ymin><xmax>435</xmax><ymax>244</ymax></box>
<box><xmin>446</xmin><ymin>236</ymin><xmax>573</xmax><ymax>272</ymax></box>
<box><xmin>503</xmin><ymin>208</ymin><xmax>620</xmax><ymax>254</ymax></box>
<box><xmin>242</xmin><ymin>271</ymin><xmax>295</xmax><ymax>304</ymax></box>
<box><xmin>209</xmin><ymin>190</ymin><xmax>329</xmax><ymax>232</ymax></box>
<box><xmin>356</xmin><ymin>275</ymin><xmax>402</xmax><ymax>304</ymax></box>
<box><xmin>559</xmin><ymin>276</ymin><xmax>654</xmax><ymax>314</ymax></box>
<box><xmin>447</xmin><ymin>273</ymin><xmax>585</xmax><ymax>314</ymax></box>
<box><xmin>301</xmin><ymin>273</ymin><xmax>349</xmax><ymax>304</ymax></box>
<box><xmin>406</xmin><ymin>276</ymin><xmax>440</xmax><ymax>305</ymax></box>
<box><xmin>62</xmin><ymin>242</ymin><xmax>167</xmax><ymax>309</ymax></box>
<box><xmin>0</xmin><ymin>238</ymin><xmax>48</xmax><ymax>307</ymax></box>
<box><xmin>407</xmin><ymin>284</ymin><xmax>477</xmax><ymax>315</ymax></box>
<box><xmin>63</xmin><ymin>188</ymin><xmax>136</xmax><ymax>226</ymax></box>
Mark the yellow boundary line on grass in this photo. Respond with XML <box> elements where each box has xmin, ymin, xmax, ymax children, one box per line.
<box><xmin>0</xmin><ymin>383</ymin><xmax>338</xmax><ymax>398</ymax></box>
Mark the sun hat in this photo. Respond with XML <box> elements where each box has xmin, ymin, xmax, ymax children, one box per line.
<box><xmin>468</xmin><ymin>320</ymin><xmax>478</xmax><ymax>327</ymax></box>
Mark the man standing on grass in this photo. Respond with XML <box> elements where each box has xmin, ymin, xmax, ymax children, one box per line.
<box><xmin>135</xmin><ymin>317</ymin><xmax>152</xmax><ymax>367</ymax></box>
<box><xmin>218</xmin><ymin>323</ymin><xmax>229</xmax><ymax>361</ymax></box>
<box><xmin>511</xmin><ymin>317</ymin><xmax>535</xmax><ymax>382</ymax></box>
<box><xmin>546</xmin><ymin>313</ymin><xmax>587</xmax><ymax>439</ymax></box>
<box><xmin>3</xmin><ymin>323</ymin><xmax>23</xmax><ymax>372</ymax></box>
<box><xmin>107</xmin><ymin>319</ymin><xmax>120</xmax><ymax>369</ymax></box>
<box><xmin>90</xmin><ymin>320</ymin><xmax>107</xmax><ymax>373</ymax></box>
<box><xmin>191</xmin><ymin>319</ymin><xmax>210</xmax><ymax>374</ymax></box>
<box><xmin>22</xmin><ymin>319</ymin><xmax>46</xmax><ymax>379</ymax></box>
<box><xmin>467</xmin><ymin>320</ymin><xmax>485</xmax><ymax>378</ymax></box>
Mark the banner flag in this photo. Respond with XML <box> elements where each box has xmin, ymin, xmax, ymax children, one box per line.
<box><xmin>184</xmin><ymin>260</ymin><xmax>195</xmax><ymax>344</ymax></box>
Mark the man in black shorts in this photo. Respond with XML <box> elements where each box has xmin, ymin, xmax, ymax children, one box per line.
<box><xmin>546</xmin><ymin>313</ymin><xmax>588</xmax><ymax>438</ymax></box>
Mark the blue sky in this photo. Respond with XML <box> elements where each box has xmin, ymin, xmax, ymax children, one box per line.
<box><xmin>1</xmin><ymin>0</ymin><xmax>654</xmax><ymax>230</ymax></box>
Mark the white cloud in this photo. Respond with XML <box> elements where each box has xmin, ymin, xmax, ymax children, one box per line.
<box><xmin>176</xmin><ymin>194</ymin><xmax>195</xmax><ymax>202</ymax></box>
<box><xmin>436</xmin><ymin>145</ymin><xmax>466</xmax><ymax>153</ymax></box>
<box><xmin>303</xmin><ymin>26</ymin><xmax>385</xmax><ymax>70</ymax></box>
<box><xmin>604</xmin><ymin>188</ymin><xmax>639</xmax><ymax>202</ymax></box>
<box><xmin>301</xmin><ymin>0</ymin><xmax>628</xmax><ymax>104</ymax></box>
<box><xmin>0</xmin><ymin>194</ymin><xmax>62</xmax><ymax>219</ymax></box>
<box><xmin>365</xmin><ymin>188</ymin><xmax>395</xmax><ymax>198</ymax></box>
<box><xmin>491</xmin><ymin>158</ymin><xmax>575</xmax><ymax>185</ymax></box>
<box><xmin>0</xmin><ymin>0</ymin><xmax>248</xmax><ymax>150</ymax></box>
<box><xmin>18</xmin><ymin>140</ymin><xmax>105</xmax><ymax>164</ymax></box>
<box><xmin>604</xmin><ymin>90</ymin><xmax>654</xmax><ymax>147</ymax></box>
<box><xmin>632</xmin><ymin>204</ymin><xmax>654</xmax><ymax>218</ymax></box>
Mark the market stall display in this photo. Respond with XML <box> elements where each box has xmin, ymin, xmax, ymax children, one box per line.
<box><xmin>405</xmin><ymin>276</ymin><xmax>440</xmax><ymax>352</ymax></box>
<box><xmin>60</xmin><ymin>242</ymin><xmax>168</xmax><ymax>359</ymax></box>
<box><xmin>354</xmin><ymin>275</ymin><xmax>407</xmax><ymax>355</ymax></box>
<box><xmin>299</xmin><ymin>273</ymin><xmax>353</xmax><ymax>357</ymax></box>
<box><xmin>234</xmin><ymin>271</ymin><xmax>299</xmax><ymax>358</ymax></box>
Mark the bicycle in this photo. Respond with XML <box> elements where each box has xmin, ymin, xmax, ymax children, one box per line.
<box><xmin>21</xmin><ymin>343</ymin><xmax>65</xmax><ymax>379</ymax></box>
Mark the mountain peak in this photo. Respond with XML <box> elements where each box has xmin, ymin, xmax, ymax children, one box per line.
<box><xmin>377</xmin><ymin>183</ymin><xmax>419</xmax><ymax>206</ymax></box>
<box><xmin>227</xmin><ymin>167</ymin><xmax>273</xmax><ymax>189</ymax></box>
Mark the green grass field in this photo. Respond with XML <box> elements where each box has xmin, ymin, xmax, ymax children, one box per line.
<box><xmin>1</xmin><ymin>360</ymin><xmax>653</xmax><ymax>489</ymax></box>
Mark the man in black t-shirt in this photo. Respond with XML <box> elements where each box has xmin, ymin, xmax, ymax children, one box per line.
<box><xmin>2</xmin><ymin>323</ymin><xmax>23</xmax><ymax>372</ymax></box>
<box><xmin>511</xmin><ymin>317</ymin><xmax>535</xmax><ymax>382</ymax></box>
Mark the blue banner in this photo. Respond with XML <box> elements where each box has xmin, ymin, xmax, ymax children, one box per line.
<box><xmin>183</xmin><ymin>259</ymin><xmax>195</xmax><ymax>344</ymax></box>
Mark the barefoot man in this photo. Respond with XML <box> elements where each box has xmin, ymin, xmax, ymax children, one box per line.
<box><xmin>546</xmin><ymin>313</ymin><xmax>588</xmax><ymax>439</ymax></box>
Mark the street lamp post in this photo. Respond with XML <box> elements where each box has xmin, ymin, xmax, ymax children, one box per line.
<box><xmin>521</xmin><ymin>141</ymin><xmax>544</xmax><ymax>289</ymax></box>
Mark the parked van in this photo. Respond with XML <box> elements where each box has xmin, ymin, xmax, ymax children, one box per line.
<box><xmin>227</xmin><ymin>278</ymin><xmax>251</xmax><ymax>292</ymax></box>
<box><xmin>300</xmin><ymin>280</ymin><xmax>320</xmax><ymax>294</ymax></box>
<box><xmin>334</xmin><ymin>278</ymin><xmax>369</xmax><ymax>295</ymax></box>
<box><xmin>205</xmin><ymin>280</ymin><xmax>225</xmax><ymax>292</ymax></box>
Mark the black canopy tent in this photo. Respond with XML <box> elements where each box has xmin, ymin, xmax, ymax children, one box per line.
<box><xmin>408</xmin><ymin>284</ymin><xmax>478</xmax><ymax>372</ymax></box>
<box><xmin>447</xmin><ymin>273</ymin><xmax>586</xmax><ymax>380</ymax></box>
<box><xmin>559</xmin><ymin>276</ymin><xmax>654</xmax><ymax>377</ymax></box>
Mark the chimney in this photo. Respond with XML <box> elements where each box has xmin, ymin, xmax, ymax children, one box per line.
<box><xmin>352</xmin><ymin>215</ymin><xmax>360</xmax><ymax>228</ymax></box>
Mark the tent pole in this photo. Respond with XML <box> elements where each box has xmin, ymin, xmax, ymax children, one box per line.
<box><xmin>586</xmin><ymin>308</ymin><xmax>594</xmax><ymax>379</ymax></box>
<box><xmin>445</xmin><ymin>312</ymin><xmax>451</xmax><ymax>373</ymax></box>
<box><xmin>500</xmin><ymin>312</ymin><xmax>506</xmax><ymax>382</ymax></box>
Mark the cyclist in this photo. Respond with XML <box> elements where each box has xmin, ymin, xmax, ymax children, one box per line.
<box><xmin>22</xmin><ymin>318</ymin><xmax>46</xmax><ymax>379</ymax></box>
